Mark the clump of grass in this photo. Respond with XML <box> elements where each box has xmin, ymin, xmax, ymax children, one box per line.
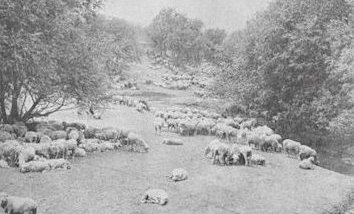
<box><xmin>323</xmin><ymin>189</ymin><xmax>354</xmax><ymax>214</ymax></box>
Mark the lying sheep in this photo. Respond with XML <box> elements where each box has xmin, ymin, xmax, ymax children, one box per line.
<box><xmin>299</xmin><ymin>145</ymin><xmax>319</xmax><ymax>165</ymax></box>
<box><xmin>299</xmin><ymin>157</ymin><xmax>316</xmax><ymax>170</ymax></box>
<box><xmin>126</xmin><ymin>132</ymin><xmax>149</xmax><ymax>152</ymax></box>
<box><xmin>0</xmin><ymin>192</ymin><xmax>37</xmax><ymax>214</ymax></box>
<box><xmin>250</xmin><ymin>154</ymin><xmax>266</xmax><ymax>166</ymax></box>
<box><xmin>283</xmin><ymin>139</ymin><xmax>301</xmax><ymax>156</ymax></box>
<box><xmin>20</xmin><ymin>160</ymin><xmax>50</xmax><ymax>173</ymax></box>
<box><xmin>47</xmin><ymin>159</ymin><xmax>71</xmax><ymax>170</ymax></box>
<box><xmin>162</xmin><ymin>138</ymin><xmax>183</xmax><ymax>146</ymax></box>
<box><xmin>140</xmin><ymin>189</ymin><xmax>168</xmax><ymax>206</ymax></box>
<box><xmin>166</xmin><ymin>168</ymin><xmax>188</xmax><ymax>182</ymax></box>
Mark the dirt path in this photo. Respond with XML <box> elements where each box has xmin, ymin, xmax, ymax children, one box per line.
<box><xmin>1</xmin><ymin>105</ymin><xmax>353</xmax><ymax>214</ymax></box>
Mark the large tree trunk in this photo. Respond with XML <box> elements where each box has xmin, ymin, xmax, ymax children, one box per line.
<box><xmin>0</xmin><ymin>70</ymin><xmax>8</xmax><ymax>123</ymax></box>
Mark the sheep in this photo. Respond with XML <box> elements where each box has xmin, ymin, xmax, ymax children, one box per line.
<box><xmin>253</xmin><ymin>125</ymin><xmax>274</xmax><ymax>136</ymax></box>
<box><xmin>247</xmin><ymin>132</ymin><xmax>265</xmax><ymax>150</ymax></box>
<box><xmin>24</xmin><ymin>132</ymin><xmax>39</xmax><ymax>144</ymax></box>
<box><xmin>73</xmin><ymin>148</ymin><xmax>86</xmax><ymax>157</ymax></box>
<box><xmin>211</xmin><ymin>142</ymin><xmax>230</xmax><ymax>165</ymax></box>
<box><xmin>18</xmin><ymin>146</ymin><xmax>36</xmax><ymax>167</ymax></box>
<box><xmin>27</xmin><ymin>143</ymin><xmax>50</xmax><ymax>159</ymax></box>
<box><xmin>299</xmin><ymin>157</ymin><xmax>316</xmax><ymax>170</ymax></box>
<box><xmin>140</xmin><ymin>188</ymin><xmax>168</xmax><ymax>206</ymax></box>
<box><xmin>126</xmin><ymin>132</ymin><xmax>149</xmax><ymax>152</ymax></box>
<box><xmin>0</xmin><ymin>192</ymin><xmax>37</xmax><ymax>214</ymax></box>
<box><xmin>239</xmin><ymin>145</ymin><xmax>252</xmax><ymax>166</ymax></box>
<box><xmin>12</xmin><ymin>124</ymin><xmax>27</xmax><ymax>138</ymax></box>
<box><xmin>299</xmin><ymin>145</ymin><xmax>319</xmax><ymax>165</ymax></box>
<box><xmin>283</xmin><ymin>139</ymin><xmax>301</xmax><ymax>156</ymax></box>
<box><xmin>204</xmin><ymin>139</ymin><xmax>221</xmax><ymax>159</ymax></box>
<box><xmin>47</xmin><ymin>159</ymin><xmax>71</xmax><ymax>170</ymax></box>
<box><xmin>162</xmin><ymin>138</ymin><xmax>183</xmax><ymax>146</ymax></box>
<box><xmin>226</xmin><ymin>144</ymin><xmax>244</xmax><ymax>165</ymax></box>
<box><xmin>20</xmin><ymin>160</ymin><xmax>50</xmax><ymax>173</ymax></box>
<box><xmin>39</xmin><ymin>135</ymin><xmax>51</xmax><ymax>144</ymax></box>
<box><xmin>0</xmin><ymin>124</ymin><xmax>15</xmax><ymax>134</ymax></box>
<box><xmin>166</xmin><ymin>168</ymin><xmax>188</xmax><ymax>182</ymax></box>
<box><xmin>0</xmin><ymin>140</ymin><xmax>22</xmax><ymax>167</ymax></box>
<box><xmin>49</xmin><ymin>130</ymin><xmax>67</xmax><ymax>140</ymax></box>
<box><xmin>250</xmin><ymin>154</ymin><xmax>266</xmax><ymax>166</ymax></box>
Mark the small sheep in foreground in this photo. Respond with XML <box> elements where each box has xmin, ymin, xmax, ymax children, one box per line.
<box><xmin>299</xmin><ymin>157</ymin><xmax>316</xmax><ymax>170</ymax></box>
<box><xmin>0</xmin><ymin>192</ymin><xmax>37</xmax><ymax>214</ymax></box>
<box><xmin>162</xmin><ymin>138</ymin><xmax>183</xmax><ymax>145</ymax></box>
<box><xmin>166</xmin><ymin>168</ymin><xmax>188</xmax><ymax>182</ymax></box>
<box><xmin>140</xmin><ymin>189</ymin><xmax>168</xmax><ymax>206</ymax></box>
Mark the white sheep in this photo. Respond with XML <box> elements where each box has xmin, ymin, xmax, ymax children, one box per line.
<box><xmin>0</xmin><ymin>192</ymin><xmax>37</xmax><ymax>214</ymax></box>
<box><xmin>299</xmin><ymin>145</ymin><xmax>319</xmax><ymax>165</ymax></box>
<box><xmin>162</xmin><ymin>138</ymin><xmax>183</xmax><ymax>146</ymax></box>
<box><xmin>299</xmin><ymin>157</ymin><xmax>316</xmax><ymax>170</ymax></box>
<box><xmin>283</xmin><ymin>139</ymin><xmax>301</xmax><ymax>156</ymax></box>
<box><xmin>140</xmin><ymin>189</ymin><xmax>168</xmax><ymax>206</ymax></box>
<box><xmin>20</xmin><ymin>160</ymin><xmax>50</xmax><ymax>173</ymax></box>
<box><xmin>166</xmin><ymin>168</ymin><xmax>188</xmax><ymax>182</ymax></box>
<box><xmin>24</xmin><ymin>132</ymin><xmax>39</xmax><ymax>143</ymax></box>
<box><xmin>204</xmin><ymin>139</ymin><xmax>221</xmax><ymax>159</ymax></box>
<box><xmin>239</xmin><ymin>145</ymin><xmax>252</xmax><ymax>166</ymax></box>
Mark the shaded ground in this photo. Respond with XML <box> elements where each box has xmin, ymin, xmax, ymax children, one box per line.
<box><xmin>1</xmin><ymin>105</ymin><xmax>354</xmax><ymax>214</ymax></box>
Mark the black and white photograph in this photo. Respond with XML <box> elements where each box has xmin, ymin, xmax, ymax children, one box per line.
<box><xmin>0</xmin><ymin>0</ymin><xmax>354</xmax><ymax>213</ymax></box>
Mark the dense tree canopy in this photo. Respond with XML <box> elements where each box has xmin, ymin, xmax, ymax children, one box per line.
<box><xmin>0</xmin><ymin>0</ymin><xmax>140</xmax><ymax>123</ymax></box>
<box><xmin>216</xmin><ymin>0</ymin><xmax>354</xmax><ymax>142</ymax></box>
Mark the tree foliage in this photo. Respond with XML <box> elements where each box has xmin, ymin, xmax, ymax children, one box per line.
<box><xmin>147</xmin><ymin>8</ymin><xmax>206</xmax><ymax>67</ymax></box>
<box><xmin>217</xmin><ymin>0</ymin><xmax>353</xmax><ymax>142</ymax></box>
<box><xmin>0</xmin><ymin>0</ymin><xmax>139</xmax><ymax>123</ymax></box>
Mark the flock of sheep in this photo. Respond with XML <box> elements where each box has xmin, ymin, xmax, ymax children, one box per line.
<box><xmin>0</xmin><ymin>121</ymin><xmax>149</xmax><ymax>173</ymax></box>
<box><xmin>112</xmin><ymin>95</ymin><xmax>150</xmax><ymax>113</ymax></box>
<box><xmin>154</xmin><ymin>107</ymin><xmax>319</xmax><ymax>170</ymax></box>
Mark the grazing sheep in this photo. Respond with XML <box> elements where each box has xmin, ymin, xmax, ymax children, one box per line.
<box><xmin>204</xmin><ymin>139</ymin><xmax>221</xmax><ymax>159</ymax></box>
<box><xmin>167</xmin><ymin>168</ymin><xmax>188</xmax><ymax>182</ymax></box>
<box><xmin>239</xmin><ymin>145</ymin><xmax>252</xmax><ymax>166</ymax></box>
<box><xmin>283</xmin><ymin>139</ymin><xmax>301</xmax><ymax>156</ymax></box>
<box><xmin>247</xmin><ymin>132</ymin><xmax>265</xmax><ymax>150</ymax></box>
<box><xmin>299</xmin><ymin>145</ymin><xmax>319</xmax><ymax>165</ymax></box>
<box><xmin>250</xmin><ymin>154</ymin><xmax>266</xmax><ymax>166</ymax></box>
<box><xmin>126</xmin><ymin>133</ymin><xmax>149</xmax><ymax>152</ymax></box>
<box><xmin>0</xmin><ymin>192</ymin><xmax>37</xmax><ymax>214</ymax></box>
<box><xmin>162</xmin><ymin>138</ymin><xmax>183</xmax><ymax>146</ymax></box>
<box><xmin>20</xmin><ymin>160</ymin><xmax>50</xmax><ymax>173</ymax></box>
<box><xmin>226</xmin><ymin>144</ymin><xmax>244</xmax><ymax>165</ymax></box>
<box><xmin>0</xmin><ymin>160</ymin><xmax>9</xmax><ymax>168</ymax></box>
<box><xmin>83</xmin><ymin>127</ymin><xmax>100</xmax><ymax>139</ymax></box>
<box><xmin>140</xmin><ymin>189</ymin><xmax>168</xmax><ymax>206</ymax></box>
<box><xmin>299</xmin><ymin>157</ymin><xmax>316</xmax><ymax>170</ymax></box>
<box><xmin>211</xmin><ymin>142</ymin><xmax>230</xmax><ymax>165</ymax></box>
<box><xmin>27</xmin><ymin>143</ymin><xmax>50</xmax><ymax>159</ymax></box>
<box><xmin>25</xmin><ymin>132</ymin><xmax>39</xmax><ymax>144</ymax></box>
<box><xmin>95</xmin><ymin>128</ymin><xmax>119</xmax><ymax>141</ymax></box>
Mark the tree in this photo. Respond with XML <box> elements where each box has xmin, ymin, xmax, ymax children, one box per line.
<box><xmin>216</xmin><ymin>0</ymin><xmax>353</xmax><ymax>142</ymax></box>
<box><xmin>203</xmin><ymin>28</ymin><xmax>227</xmax><ymax>64</ymax></box>
<box><xmin>147</xmin><ymin>8</ymin><xmax>205</xmax><ymax>67</ymax></box>
<box><xmin>0</xmin><ymin>0</ymin><xmax>139</xmax><ymax>123</ymax></box>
